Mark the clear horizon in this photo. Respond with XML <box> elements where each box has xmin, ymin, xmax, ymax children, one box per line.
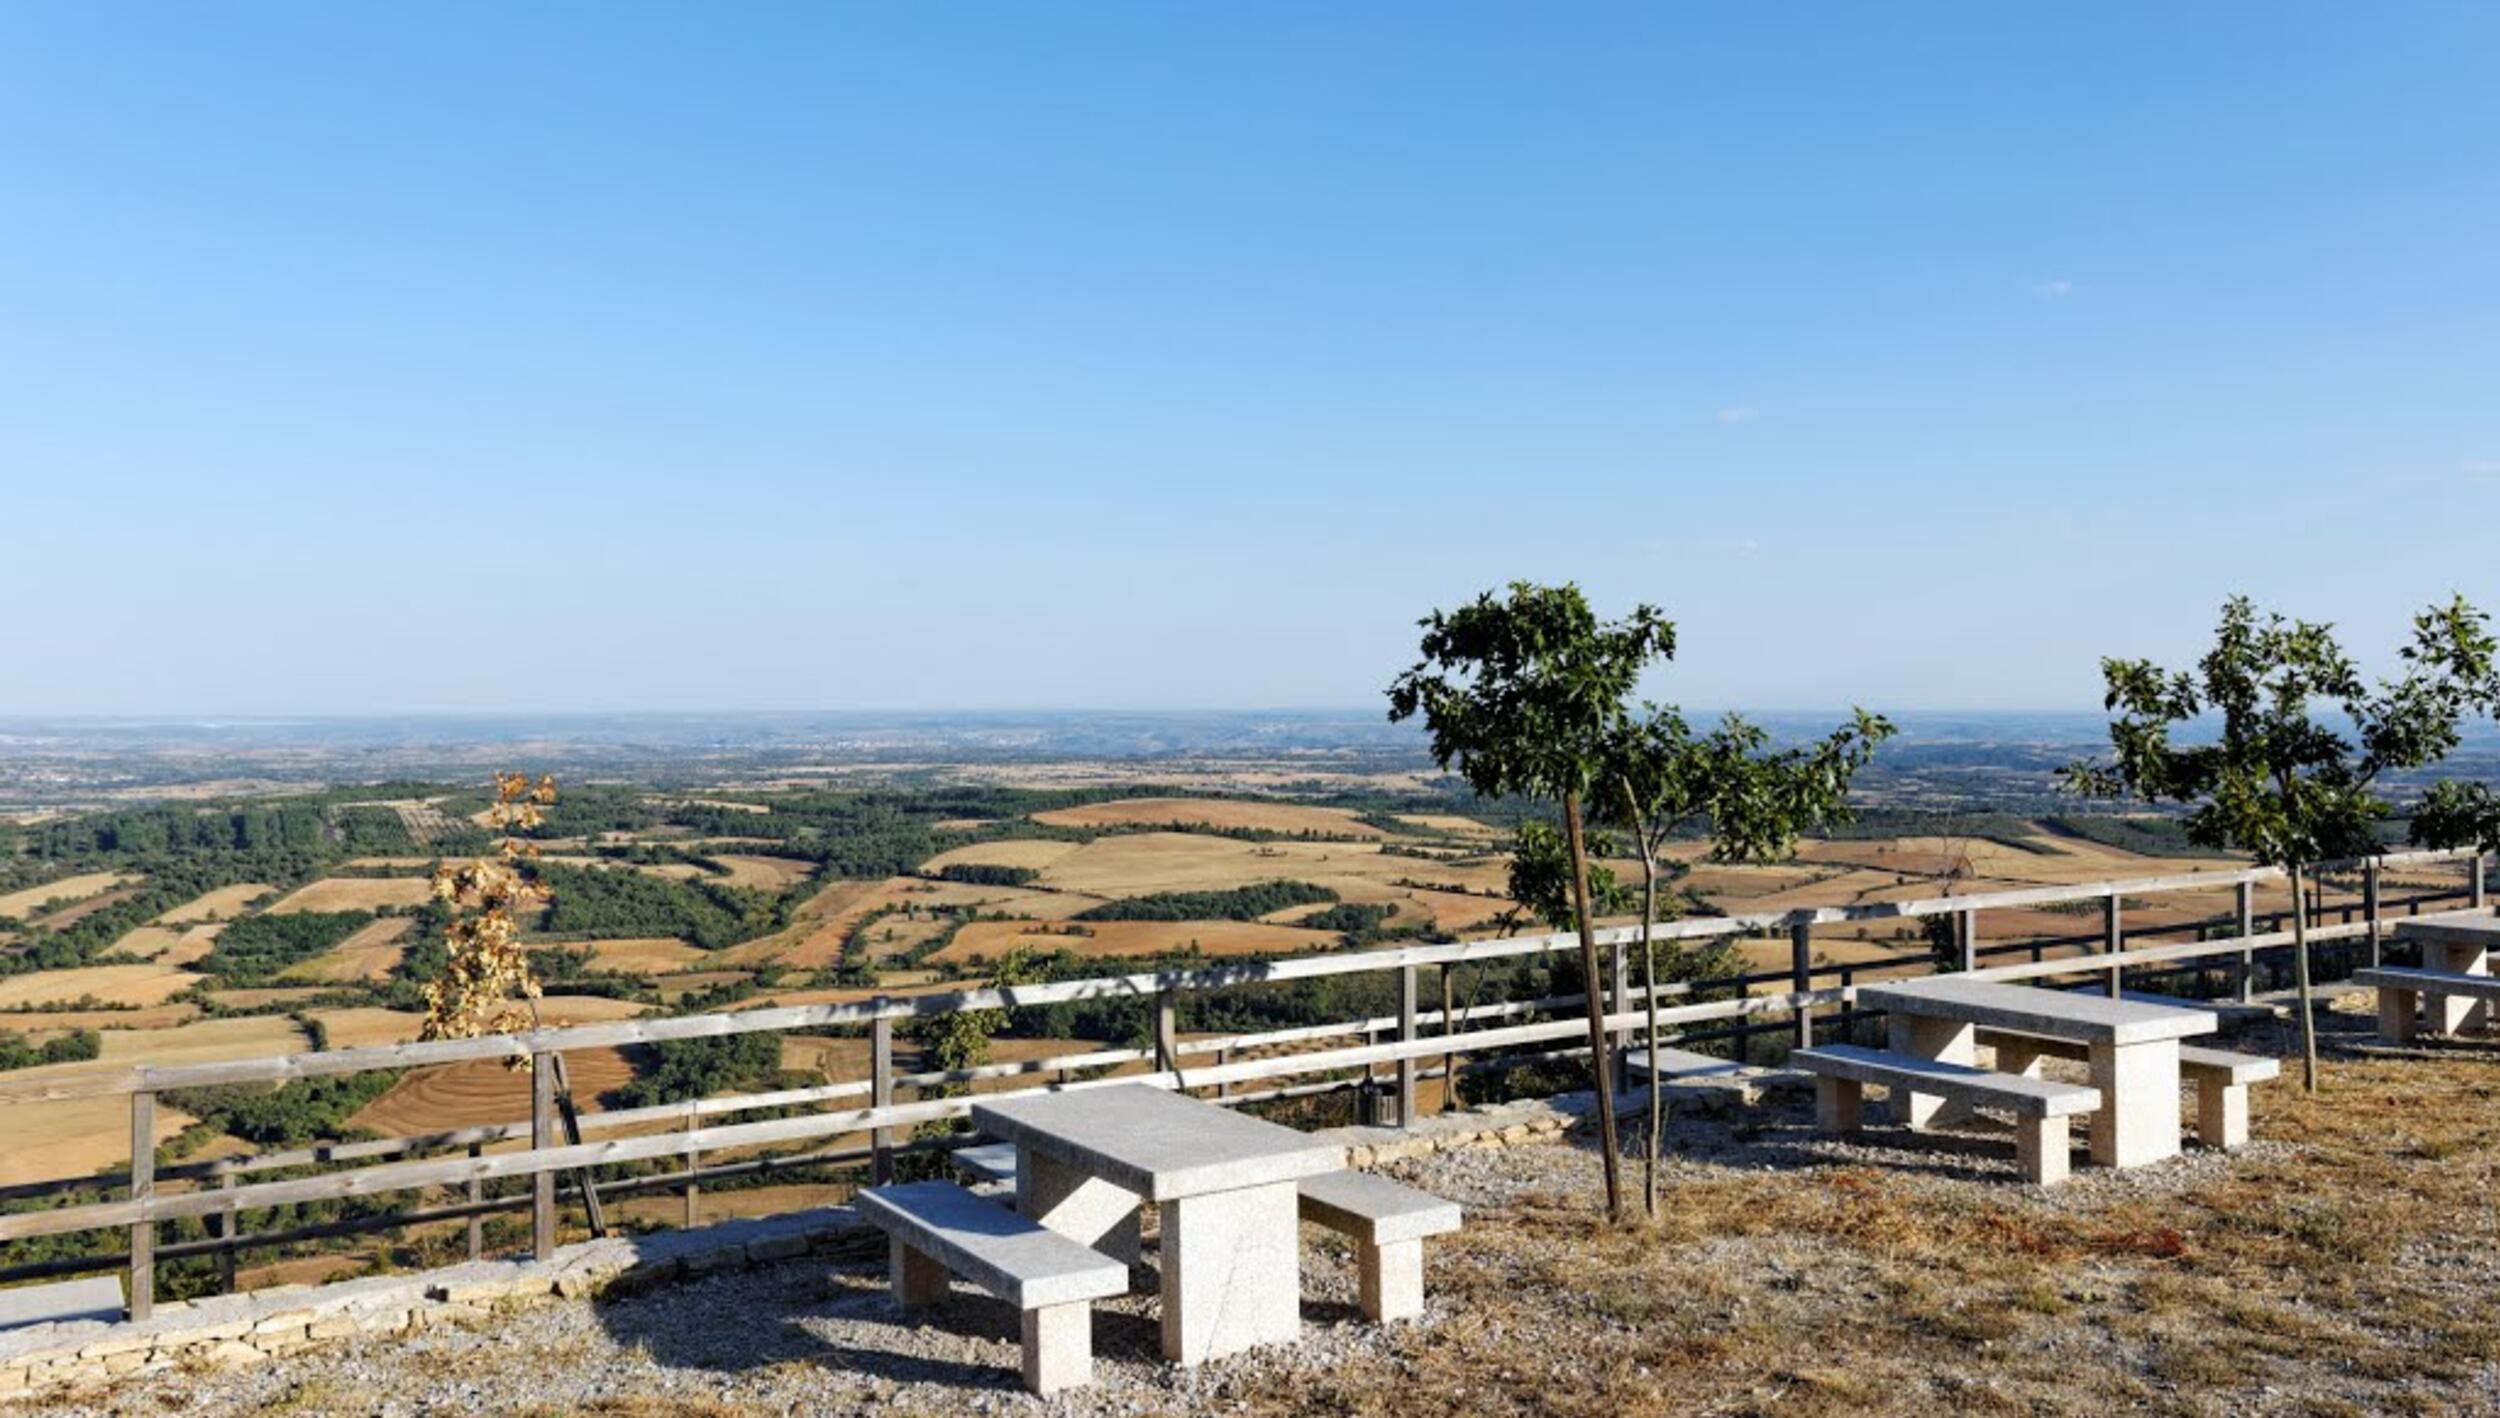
<box><xmin>4</xmin><ymin>5</ymin><xmax>2494</xmax><ymax>717</ymax></box>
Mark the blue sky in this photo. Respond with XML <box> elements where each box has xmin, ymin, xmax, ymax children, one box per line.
<box><xmin>3</xmin><ymin>4</ymin><xmax>2493</xmax><ymax>716</ymax></box>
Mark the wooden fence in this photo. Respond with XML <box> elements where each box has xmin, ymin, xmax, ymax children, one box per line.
<box><xmin>0</xmin><ymin>845</ymin><xmax>2485</xmax><ymax>1320</ymax></box>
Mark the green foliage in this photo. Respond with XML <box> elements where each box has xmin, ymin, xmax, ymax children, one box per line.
<box><xmin>164</xmin><ymin>1071</ymin><xmax>402</xmax><ymax>1149</ymax></box>
<box><xmin>2066</xmin><ymin>594</ymin><xmax>2494</xmax><ymax>869</ymax></box>
<box><xmin>1387</xmin><ymin>582</ymin><xmax>1674</xmax><ymax>806</ymax></box>
<box><xmin>607</xmin><ymin>1032</ymin><xmax>786</xmax><ymax>1109</ymax></box>
<box><xmin>536</xmin><ymin>861</ymin><xmax>781</xmax><ymax>950</ymax></box>
<box><xmin>1507</xmin><ymin>820</ymin><xmax>1632</xmax><ymax>930</ymax></box>
<box><xmin>0</xmin><ymin>1029</ymin><xmax>100</xmax><ymax>1071</ymax></box>
<box><xmin>1071</xmin><ymin>881</ymin><xmax>1337</xmax><ymax>922</ymax></box>
<box><xmin>934</xmin><ymin>863</ymin><xmax>1039</xmax><ymax>886</ymax></box>
<box><xmin>911</xmin><ymin>946</ymin><xmax>1053</xmax><ymax>1087</ymax></box>
<box><xmin>1297</xmin><ymin>902</ymin><xmax>1395</xmax><ymax>936</ymax></box>
<box><xmin>1600</xmin><ymin>707</ymin><xmax>1894</xmax><ymax>866</ymax></box>
<box><xmin>203</xmin><ymin>911</ymin><xmax>375</xmax><ymax>982</ymax></box>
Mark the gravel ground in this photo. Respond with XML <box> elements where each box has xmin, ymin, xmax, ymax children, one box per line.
<box><xmin>28</xmin><ymin>1016</ymin><xmax>2500</xmax><ymax>1417</ymax></box>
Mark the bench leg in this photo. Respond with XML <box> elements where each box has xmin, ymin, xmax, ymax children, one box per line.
<box><xmin>890</xmin><ymin>1240</ymin><xmax>947</xmax><ymax>1309</ymax></box>
<box><xmin>1358</xmin><ymin>1238</ymin><xmax>1424</xmax><ymax>1323</ymax></box>
<box><xmin>2378</xmin><ymin>987</ymin><xmax>2417</xmax><ymax>1045</ymax></box>
<box><xmin>1021</xmin><ymin>1301</ymin><xmax>1092</xmax><ymax>1396</ymax></box>
<box><xmin>1888</xmin><ymin>1016</ymin><xmax>1976</xmax><ymax>1130</ymax></box>
<box><xmin>2014</xmin><ymin>1117</ymin><xmax>2071</xmax><ymax>1187</ymax></box>
<box><xmin>1813</xmin><ymin>1075</ymin><xmax>1862</xmax><ymax>1133</ymax></box>
<box><xmin>2088</xmin><ymin>1039</ymin><xmax>2181</xmax><ymax>1169</ymax></box>
<box><xmin>2195</xmin><ymin>1079</ymin><xmax>2249</xmax><ymax>1151</ymax></box>
<box><xmin>1159</xmin><ymin>1180</ymin><xmax>1300</xmax><ymax>1364</ymax></box>
<box><xmin>1018</xmin><ymin>1150</ymin><xmax>1142</xmax><ymax>1269</ymax></box>
<box><xmin>1994</xmin><ymin>1039</ymin><xmax>2047</xmax><ymax>1078</ymax></box>
<box><xmin>2426</xmin><ymin>943</ymin><xmax>2491</xmax><ymax>1033</ymax></box>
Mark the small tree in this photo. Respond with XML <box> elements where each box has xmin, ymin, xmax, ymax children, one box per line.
<box><xmin>1600</xmin><ymin>707</ymin><xmax>1892</xmax><ymax>1216</ymax></box>
<box><xmin>424</xmin><ymin>772</ymin><xmax>607</xmax><ymax>1234</ymax></box>
<box><xmin>1388</xmin><ymin>582</ymin><xmax>1672</xmax><ymax>1221</ymax></box>
<box><xmin>2065</xmin><ymin>595</ymin><xmax>2492</xmax><ymax>1091</ymax></box>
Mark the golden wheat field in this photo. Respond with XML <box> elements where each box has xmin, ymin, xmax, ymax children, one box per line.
<box><xmin>934</xmin><ymin>917</ymin><xmax>1342</xmax><ymax>965</ymax></box>
<box><xmin>280</xmin><ymin>916</ymin><xmax>415</xmax><ymax>984</ymax></box>
<box><xmin>0</xmin><ymin>872</ymin><xmax>134</xmax><ymax>921</ymax></box>
<box><xmin>151</xmin><ymin>882</ymin><xmax>275</xmax><ymax>925</ymax></box>
<box><xmin>0</xmin><ymin>963</ymin><xmax>198</xmax><ymax>1009</ymax></box>
<box><xmin>709</xmin><ymin>855</ymin><xmax>816</xmax><ymax>891</ymax></box>
<box><xmin>1030</xmin><ymin>797</ymin><xmax>1388</xmax><ymax>838</ymax></box>
<box><xmin>0</xmin><ymin>1016</ymin><xmax>314</xmax><ymax>1184</ymax></box>
<box><xmin>921</xmin><ymin>839</ymin><xmax>1086</xmax><ymax>873</ymax></box>
<box><xmin>267</xmin><ymin>877</ymin><xmax>437</xmax><ymax>913</ymax></box>
<box><xmin>348</xmin><ymin>1046</ymin><xmax>641</xmax><ymax>1137</ymax></box>
<box><xmin>541</xmin><ymin>937</ymin><xmax>708</xmax><ymax>975</ymax></box>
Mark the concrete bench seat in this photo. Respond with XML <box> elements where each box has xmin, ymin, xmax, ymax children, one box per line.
<box><xmin>951</xmin><ymin>1141</ymin><xmax>1020</xmax><ymax>1185</ymax></box>
<box><xmin>857</xmin><ymin>1180</ymin><xmax>1129</xmax><ymax>1396</ymax></box>
<box><xmin>1296</xmin><ymin>1170</ymin><xmax>1461</xmax><ymax>1323</ymax></box>
<box><xmin>1977</xmin><ymin>1030</ymin><xmax>2278</xmax><ymax>1149</ymax></box>
<box><xmin>2356</xmin><ymin>966</ymin><xmax>2500</xmax><ymax>1044</ymax></box>
<box><xmin>1793</xmin><ymin>1043</ymin><xmax>2100</xmax><ymax>1185</ymax></box>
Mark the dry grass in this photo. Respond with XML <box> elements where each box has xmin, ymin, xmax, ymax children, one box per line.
<box><xmin>934</xmin><ymin>917</ymin><xmax>1343</xmax><ymax>964</ymax></box>
<box><xmin>708</xmin><ymin>855</ymin><xmax>816</xmax><ymax>891</ymax></box>
<box><xmin>1224</xmin><ymin>1040</ymin><xmax>2500</xmax><ymax>1418</ymax></box>
<box><xmin>265</xmin><ymin>877</ymin><xmax>437</xmax><ymax>914</ymax></box>
<box><xmin>0</xmin><ymin>872</ymin><xmax>133</xmax><ymax>921</ymax></box>
<box><xmin>152</xmin><ymin>882</ymin><xmax>276</xmax><ymax>925</ymax></box>
<box><xmin>0</xmin><ymin>963</ymin><xmax>196</xmax><ymax>1009</ymax></box>
<box><xmin>278</xmin><ymin>916</ymin><xmax>414</xmax><ymax>983</ymax></box>
<box><xmin>538</xmin><ymin>936</ymin><xmax>709</xmax><ymax>975</ymax></box>
<box><xmin>1032</xmin><ymin>796</ymin><xmax>1390</xmax><ymax>838</ymax></box>
<box><xmin>349</xmin><ymin>1046</ymin><xmax>641</xmax><ymax>1136</ymax></box>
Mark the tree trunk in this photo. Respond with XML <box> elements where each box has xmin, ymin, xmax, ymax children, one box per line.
<box><xmin>1638</xmin><ymin>844</ymin><xmax>1660</xmax><ymax>1220</ymax></box>
<box><xmin>1561</xmin><ymin>790</ymin><xmax>1626</xmax><ymax>1222</ymax></box>
<box><xmin>2290</xmin><ymin>862</ymin><xmax>2320</xmax><ymax>1093</ymax></box>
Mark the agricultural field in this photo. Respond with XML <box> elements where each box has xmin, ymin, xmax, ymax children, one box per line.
<box><xmin>0</xmin><ymin>962</ymin><xmax>196</xmax><ymax>1009</ymax></box>
<box><xmin>279</xmin><ymin>916</ymin><xmax>414</xmax><ymax>984</ymax></box>
<box><xmin>936</xmin><ymin>917</ymin><xmax>1344</xmax><ymax>965</ymax></box>
<box><xmin>266</xmin><ymin>876</ymin><xmax>437</xmax><ymax>914</ymax></box>
<box><xmin>1031</xmin><ymin>796</ymin><xmax>1388</xmax><ymax>838</ymax></box>
<box><xmin>0</xmin><ymin>872</ymin><xmax>133</xmax><ymax>921</ymax></box>
<box><xmin>153</xmin><ymin>883</ymin><xmax>277</xmax><ymax>924</ymax></box>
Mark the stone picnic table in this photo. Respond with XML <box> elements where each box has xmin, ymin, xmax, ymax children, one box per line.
<box><xmin>968</xmin><ymin>1084</ymin><xmax>1345</xmax><ymax>1364</ymax></box>
<box><xmin>1855</xmin><ymin>977</ymin><xmax>2218</xmax><ymax>1169</ymax></box>
<box><xmin>2393</xmin><ymin>916</ymin><xmax>2500</xmax><ymax>1033</ymax></box>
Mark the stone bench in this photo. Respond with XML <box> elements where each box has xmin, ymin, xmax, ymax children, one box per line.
<box><xmin>856</xmin><ymin>1180</ymin><xmax>1129</xmax><ymax>1396</ymax></box>
<box><xmin>1296</xmin><ymin>1170</ymin><xmax>1460</xmax><ymax>1323</ymax></box>
<box><xmin>2356</xmin><ymin>966</ymin><xmax>2500</xmax><ymax>1044</ymax></box>
<box><xmin>1978</xmin><ymin>1031</ymin><xmax>2279</xmax><ymax>1149</ymax></box>
<box><xmin>950</xmin><ymin>1141</ymin><xmax>1020</xmax><ymax>1199</ymax></box>
<box><xmin>1793</xmin><ymin>1044</ymin><xmax>2101</xmax><ymax>1185</ymax></box>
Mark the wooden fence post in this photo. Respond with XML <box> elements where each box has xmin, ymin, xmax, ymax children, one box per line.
<box><xmin>1789</xmin><ymin>921</ymin><xmax>1813</xmax><ymax>1049</ymax></box>
<box><xmin>1957</xmin><ymin>907</ymin><xmax>1978</xmax><ymax>973</ymax></box>
<box><xmin>214</xmin><ymin>1162</ymin><xmax>237</xmax><ymax>1294</ymax></box>
<box><xmin>2365</xmin><ymin>858</ymin><xmax>2383</xmax><ymax>968</ymax></box>
<box><xmin>530</xmin><ymin>1053</ymin><xmax>556</xmax><ymax>1261</ymax></box>
<box><xmin>466</xmin><ymin>1142</ymin><xmax>484</xmax><ymax>1262</ymax></box>
<box><xmin>682</xmin><ymin>1100</ymin><xmax>701</xmax><ymax>1228</ymax></box>
<box><xmin>1214</xmin><ymin>1046</ymin><xmax>1232</xmax><ymax>1101</ymax></box>
<box><xmin>1397</xmin><ymin>964</ymin><xmax>1419</xmax><ymax>1128</ymax></box>
<box><xmin>2475</xmin><ymin>854</ymin><xmax>2488</xmax><ymax>911</ymax></box>
<box><xmin>870</xmin><ymin>1012</ymin><xmax>894</xmax><ymax>1187</ymax></box>
<box><xmin>1609</xmin><ymin>939</ymin><xmax>1628</xmax><ymax>1088</ymax></box>
<box><xmin>2103</xmin><ymin>894</ymin><xmax>2123</xmax><ymax>998</ymax></box>
<box><xmin>127</xmin><ymin>1090</ymin><xmax>153</xmax><ymax>1321</ymax></box>
<box><xmin>2235</xmin><ymin>879</ymin><xmax>2257</xmax><ymax>1003</ymax></box>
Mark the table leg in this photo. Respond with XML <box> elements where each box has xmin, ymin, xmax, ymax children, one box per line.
<box><xmin>2087</xmin><ymin>1038</ymin><xmax>2181</xmax><ymax>1168</ymax></box>
<box><xmin>2425</xmin><ymin>942</ymin><xmax>2490</xmax><ymax>1034</ymax></box>
<box><xmin>1158</xmin><ymin>1179</ymin><xmax>1301</xmax><ymax>1364</ymax></box>
<box><xmin>1016</xmin><ymin>1148</ymin><xmax>1142</xmax><ymax>1266</ymax></box>
<box><xmin>1887</xmin><ymin>1014</ymin><xmax>1976</xmax><ymax>1130</ymax></box>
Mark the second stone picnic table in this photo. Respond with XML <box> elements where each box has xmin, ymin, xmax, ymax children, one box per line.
<box><xmin>1855</xmin><ymin>976</ymin><xmax>2218</xmax><ymax>1169</ymax></box>
<box><xmin>969</xmin><ymin>1083</ymin><xmax>1346</xmax><ymax>1365</ymax></box>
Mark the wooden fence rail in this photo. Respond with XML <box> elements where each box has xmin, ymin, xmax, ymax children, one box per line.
<box><xmin>0</xmin><ymin>845</ymin><xmax>2483</xmax><ymax>1320</ymax></box>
